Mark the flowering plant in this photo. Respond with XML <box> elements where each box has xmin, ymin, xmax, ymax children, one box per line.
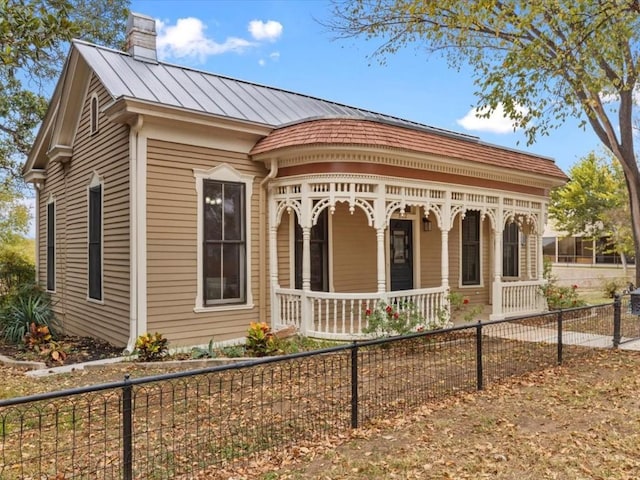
<box><xmin>446</xmin><ymin>291</ymin><xmax>483</xmax><ymax>323</ymax></box>
<box><xmin>541</xmin><ymin>283</ymin><xmax>585</xmax><ymax>310</ymax></box>
<box><xmin>363</xmin><ymin>301</ymin><xmax>424</xmax><ymax>337</ymax></box>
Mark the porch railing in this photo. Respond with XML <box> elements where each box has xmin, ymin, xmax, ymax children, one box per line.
<box><xmin>274</xmin><ymin>287</ymin><xmax>448</xmax><ymax>340</ymax></box>
<box><xmin>498</xmin><ymin>280</ymin><xmax>547</xmax><ymax>318</ymax></box>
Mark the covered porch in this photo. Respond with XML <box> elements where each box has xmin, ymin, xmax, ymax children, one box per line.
<box><xmin>268</xmin><ymin>174</ymin><xmax>548</xmax><ymax>340</ymax></box>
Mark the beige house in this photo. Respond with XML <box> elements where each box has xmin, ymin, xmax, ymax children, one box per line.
<box><xmin>23</xmin><ymin>13</ymin><xmax>567</xmax><ymax>350</ymax></box>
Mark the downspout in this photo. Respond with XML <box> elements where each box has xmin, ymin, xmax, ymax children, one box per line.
<box><xmin>259</xmin><ymin>158</ymin><xmax>278</xmax><ymax>324</ymax></box>
<box><xmin>125</xmin><ymin>116</ymin><xmax>143</xmax><ymax>353</ymax></box>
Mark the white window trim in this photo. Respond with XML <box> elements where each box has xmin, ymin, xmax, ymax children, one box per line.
<box><xmin>87</xmin><ymin>171</ymin><xmax>104</xmax><ymax>304</ymax></box>
<box><xmin>90</xmin><ymin>92</ymin><xmax>99</xmax><ymax>135</ymax></box>
<box><xmin>459</xmin><ymin>210</ymin><xmax>484</xmax><ymax>288</ymax></box>
<box><xmin>46</xmin><ymin>194</ymin><xmax>56</xmax><ymax>293</ymax></box>
<box><xmin>194</xmin><ymin>164</ymin><xmax>254</xmax><ymax>313</ymax></box>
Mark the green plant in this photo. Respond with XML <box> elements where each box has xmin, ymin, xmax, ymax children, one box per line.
<box><xmin>541</xmin><ymin>283</ymin><xmax>586</xmax><ymax>310</ymax></box>
<box><xmin>219</xmin><ymin>345</ymin><xmax>245</xmax><ymax>358</ymax></box>
<box><xmin>134</xmin><ymin>332</ymin><xmax>169</xmax><ymax>362</ymax></box>
<box><xmin>447</xmin><ymin>292</ymin><xmax>483</xmax><ymax>323</ymax></box>
<box><xmin>1</xmin><ymin>286</ymin><xmax>58</xmax><ymax>344</ymax></box>
<box><xmin>191</xmin><ymin>338</ymin><xmax>218</xmax><ymax>359</ymax></box>
<box><xmin>0</xmin><ymin>246</ymin><xmax>35</xmax><ymax>302</ymax></box>
<box><xmin>246</xmin><ymin>322</ymin><xmax>279</xmax><ymax>357</ymax></box>
<box><xmin>601</xmin><ymin>278</ymin><xmax>632</xmax><ymax>298</ymax></box>
<box><xmin>363</xmin><ymin>301</ymin><xmax>425</xmax><ymax>337</ymax></box>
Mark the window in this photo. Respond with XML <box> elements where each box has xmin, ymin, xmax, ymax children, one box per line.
<box><xmin>90</xmin><ymin>94</ymin><xmax>99</xmax><ymax>135</ymax></box>
<box><xmin>542</xmin><ymin>237</ymin><xmax>556</xmax><ymax>262</ymax></box>
<box><xmin>46</xmin><ymin>199</ymin><xmax>55</xmax><ymax>291</ymax></box>
<box><xmin>502</xmin><ymin>222</ymin><xmax>519</xmax><ymax>277</ymax></box>
<box><xmin>194</xmin><ymin>164</ymin><xmax>253</xmax><ymax>311</ymax></box>
<box><xmin>88</xmin><ymin>181</ymin><xmax>102</xmax><ymax>301</ymax></box>
<box><xmin>294</xmin><ymin>209</ymin><xmax>328</xmax><ymax>291</ymax></box>
<box><xmin>461</xmin><ymin>210</ymin><xmax>480</xmax><ymax>285</ymax></box>
<box><xmin>203</xmin><ymin>180</ymin><xmax>246</xmax><ymax>305</ymax></box>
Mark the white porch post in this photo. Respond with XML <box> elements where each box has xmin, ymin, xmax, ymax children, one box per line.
<box><xmin>526</xmin><ymin>233</ymin><xmax>532</xmax><ymax>279</ymax></box>
<box><xmin>537</xmin><ymin>233</ymin><xmax>544</xmax><ymax>280</ymax></box>
<box><xmin>269</xmin><ymin>224</ymin><xmax>280</xmax><ymax>327</ymax></box>
<box><xmin>376</xmin><ymin>228</ymin><xmax>386</xmax><ymax>293</ymax></box>
<box><xmin>300</xmin><ymin>184</ymin><xmax>312</xmax><ymax>334</ymax></box>
<box><xmin>440</xmin><ymin>230</ymin><xmax>450</xmax><ymax>289</ymax></box>
<box><xmin>492</xmin><ymin>231</ymin><xmax>503</xmax><ymax>318</ymax></box>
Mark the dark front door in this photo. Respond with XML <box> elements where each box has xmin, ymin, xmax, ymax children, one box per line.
<box><xmin>390</xmin><ymin>219</ymin><xmax>413</xmax><ymax>291</ymax></box>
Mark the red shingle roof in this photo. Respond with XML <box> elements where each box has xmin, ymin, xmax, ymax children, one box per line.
<box><xmin>250</xmin><ymin>119</ymin><xmax>567</xmax><ymax>180</ymax></box>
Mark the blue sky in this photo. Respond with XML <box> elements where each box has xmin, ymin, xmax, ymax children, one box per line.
<box><xmin>131</xmin><ymin>0</ymin><xmax>604</xmax><ymax>173</ymax></box>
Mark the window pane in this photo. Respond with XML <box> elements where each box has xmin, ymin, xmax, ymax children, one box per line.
<box><xmin>222</xmin><ymin>243</ymin><xmax>242</xmax><ymax>299</ymax></box>
<box><xmin>89</xmin><ymin>185</ymin><xmax>102</xmax><ymax>300</ymax></box>
<box><xmin>542</xmin><ymin>237</ymin><xmax>556</xmax><ymax>258</ymax></box>
<box><xmin>558</xmin><ymin>237</ymin><xmax>576</xmax><ymax>262</ymax></box>
<box><xmin>223</xmin><ymin>183</ymin><xmax>243</xmax><ymax>241</ymax></box>
<box><xmin>204</xmin><ymin>244</ymin><xmax>222</xmax><ymax>301</ymax></box>
<box><xmin>204</xmin><ymin>182</ymin><xmax>222</xmax><ymax>241</ymax></box>
<box><xmin>47</xmin><ymin>203</ymin><xmax>55</xmax><ymax>291</ymax></box>
<box><xmin>462</xmin><ymin>211</ymin><xmax>480</xmax><ymax>285</ymax></box>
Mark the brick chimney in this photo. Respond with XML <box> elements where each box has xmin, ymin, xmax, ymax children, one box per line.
<box><xmin>126</xmin><ymin>12</ymin><xmax>157</xmax><ymax>63</ymax></box>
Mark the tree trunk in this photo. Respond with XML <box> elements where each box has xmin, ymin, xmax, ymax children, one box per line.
<box><xmin>620</xmin><ymin>155</ymin><xmax>640</xmax><ymax>287</ymax></box>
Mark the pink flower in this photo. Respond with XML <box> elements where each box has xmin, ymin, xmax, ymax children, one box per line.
<box><xmin>393</xmin><ymin>313</ymin><xmax>399</xmax><ymax>319</ymax></box>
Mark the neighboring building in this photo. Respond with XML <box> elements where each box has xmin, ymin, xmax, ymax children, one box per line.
<box><xmin>23</xmin><ymin>13</ymin><xmax>567</xmax><ymax>350</ymax></box>
<box><xmin>543</xmin><ymin>222</ymin><xmax>635</xmax><ymax>290</ymax></box>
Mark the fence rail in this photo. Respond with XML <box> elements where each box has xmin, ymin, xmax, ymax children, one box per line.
<box><xmin>0</xmin><ymin>299</ymin><xmax>634</xmax><ymax>479</ymax></box>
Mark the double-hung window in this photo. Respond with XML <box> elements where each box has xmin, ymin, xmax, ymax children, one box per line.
<box><xmin>461</xmin><ymin>210</ymin><xmax>481</xmax><ymax>285</ymax></box>
<box><xmin>502</xmin><ymin>222</ymin><xmax>519</xmax><ymax>277</ymax></box>
<box><xmin>203</xmin><ymin>180</ymin><xmax>246</xmax><ymax>305</ymax></box>
<box><xmin>46</xmin><ymin>199</ymin><xmax>55</xmax><ymax>291</ymax></box>
<box><xmin>88</xmin><ymin>181</ymin><xmax>103</xmax><ymax>301</ymax></box>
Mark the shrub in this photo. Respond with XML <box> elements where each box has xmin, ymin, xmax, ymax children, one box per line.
<box><xmin>541</xmin><ymin>283</ymin><xmax>586</xmax><ymax>310</ymax></box>
<box><xmin>447</xmin><ymin>292</ymin><xmax>483</xmax><ymax>323</ymax></box>
<box><xmin>134</xmin><ymin>332</ymin><xmax>169</xmax><ymax>362</ymax></box>
<box><xmin>246</xmin><ymin>322</ymin><xmax>278</xmax><ymax>356</ymax></box>
<box><xmin>1</xmin><ymin>286</ymin><xmax>58</xmax><ymax>344</ymax></box>
<box><xmin>0</xmin><ymin>245</ymin><xmax>35</xmax><ymax>302</ymax></box>
<box><xmin>363</xmin><ymin>301</ymin><xmax>425</xmax><ymax>337</ymax></box>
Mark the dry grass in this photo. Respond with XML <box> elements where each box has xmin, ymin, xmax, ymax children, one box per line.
<box><xmin>211</xmin><ymin>349</ymin><xmax>640</xmax><ymax>480</ymax></box>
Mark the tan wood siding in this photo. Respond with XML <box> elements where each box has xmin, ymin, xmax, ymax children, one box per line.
<box><xmin>39</xmin><ymin>74</ymin><xmax>130</xmax><ymax>346</ymax></box>
<box><xmin>419</xmin><ymin>212</ymin><xmax>441</xmax><ymax>287</ymax></box>
<box><xmin>277</xmin><ymin>211</ymin><xmax>291</xmax><ymax>288</ymax></box>
<box><xmin>331</xmin><ymin>203</ymin><xmax>376</xmax><ymax>293</ymax></box>
<box><xmin>146</xmin><ymin>139</ymin><xmax>267</xmax><ymax>346</ymax></box>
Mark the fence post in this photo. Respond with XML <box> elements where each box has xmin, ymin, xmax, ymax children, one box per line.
<box><xmin>122</xmin><ymin>374</ymin><xmax>133</xmax><ymax>480</ymax></box>
<box><xmin>613</xmin><ymin>294</ymin><xmax>621</xmax><ymax>348</ymax></box>
<box><xmin>557</xmin><ymin>309</ymin><xmax>563</xmax><ymax>365</ymax></box>
<box><xmin>476</xmin><ymin>321</ymin><xmax>483</xmax><ymax>391</ymax></box>
<box><xmin>350</xmin><ymin>341</ymin><xmax>359</xmax><ymax>429</ymax></box>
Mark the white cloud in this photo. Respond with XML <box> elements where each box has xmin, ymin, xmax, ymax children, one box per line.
<box><xmin>269</xmin><ymin>51</ymin><xmax>280</xmax><ymax>61</ymax></box>
<box><xmin>456</xmin><ymin>104</ymin><xmax>526</xmax><ymax>134</ymax></box>
<box><xmin>258</xmin><ymin>59</ymin><xmax>266</xmax><ymax>67</ymax></box>
<box><xmin>156</xmin><ymin>17</ymin><xmax>255</xmax><ymax>62</ymax></box>
<box><xmin>248</xmin><ymin>20</ymin><xmax>283</xmax><ymax>42</ymax></box>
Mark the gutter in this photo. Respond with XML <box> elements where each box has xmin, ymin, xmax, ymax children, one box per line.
<box><xmin>125</xmin><ymin>116</ymin><xmax>144</xmax><ymax>354</ymax></box>
<box><xmin>258</xmin><ymin>159</ymin><xmax>278</xmax><ymax>323</ymax></box>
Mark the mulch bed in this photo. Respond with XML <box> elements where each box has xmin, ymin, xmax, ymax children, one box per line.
<box><xmin>0</xmin><ymin>335</ymin><xmax>123</xmax><ymax>366</ymax></box>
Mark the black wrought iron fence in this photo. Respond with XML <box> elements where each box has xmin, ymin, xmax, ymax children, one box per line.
<box><xmin>0</xmin><ymin>300</ymin><xmax>629</xmax><ymax>479</ymax></box>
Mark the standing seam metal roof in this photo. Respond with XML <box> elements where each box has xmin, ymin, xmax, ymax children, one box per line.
<box><xmin>72</xmin><ymin>39</ymin><xmax>482</xmax><ymax>142</ymax></box>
